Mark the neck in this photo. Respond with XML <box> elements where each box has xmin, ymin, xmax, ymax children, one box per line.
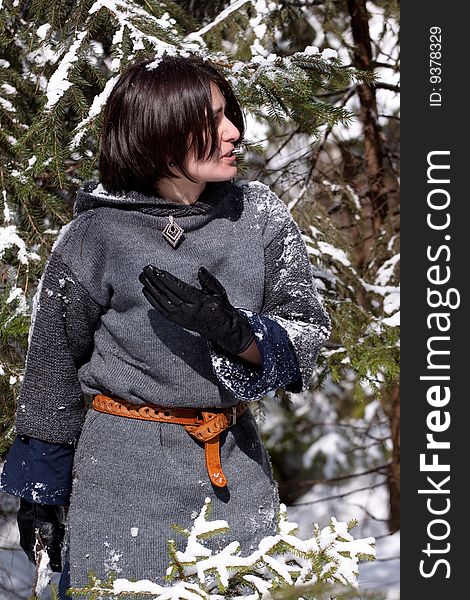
<box><xmin>156</xmin><ymin>177</ymin><xmax>206</xmax><ymax>205</ymax></box>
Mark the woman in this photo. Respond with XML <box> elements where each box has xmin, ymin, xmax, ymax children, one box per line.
<box><xmin>0</xmin><ymin>55</ymin><xmax>330</xmax><ymax>596</ymax></box>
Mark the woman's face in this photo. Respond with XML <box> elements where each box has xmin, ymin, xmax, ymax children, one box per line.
<box><xmin>183</xmin><ymin>82</ymin><xmax>241</xmax><ymax>183</ymax></box>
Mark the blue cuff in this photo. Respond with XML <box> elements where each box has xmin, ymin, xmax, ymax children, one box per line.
<box><xmin>0</xmin><ymin>436</ymin><xmax>74</xmax><ymax>505</ymax></box>
<box><xmin>210</xmin><ymin>311</ymin><xmax>301</xmax><ymax>401</ymax></box>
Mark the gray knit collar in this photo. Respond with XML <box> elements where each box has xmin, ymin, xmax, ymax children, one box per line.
<box><xmin>74</xmin><ymin>180</ymin><xmax>243</xmax><ymax>223</ymax></box>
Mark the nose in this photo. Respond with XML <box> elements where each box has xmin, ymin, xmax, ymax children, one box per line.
<box><xmin>220</xmin><ymin>115</ymin><xmax>240</xmax><ymax>143</ymax></box>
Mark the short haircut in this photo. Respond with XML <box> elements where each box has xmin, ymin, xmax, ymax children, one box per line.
<box><xmin>99</xmin><ymin>55</ymin><xmax>245</xmax><ymax>194</ymax></box>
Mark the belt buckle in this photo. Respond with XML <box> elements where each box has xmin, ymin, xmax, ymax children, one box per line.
<box><xmin>231</xmin><ymin>405</ymin><xmax>237</xmax><ymax>426</ymax></box>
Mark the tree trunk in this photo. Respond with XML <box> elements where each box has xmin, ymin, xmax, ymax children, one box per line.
<box><xmin>348</xmin><ymin>0</ymin><xmax>400</xmax><ymax>533</ymax></box>
<box><xmin>348</xmin><ymin>0</ymin><xmax>399</xmax><ymax>233</ymax></box>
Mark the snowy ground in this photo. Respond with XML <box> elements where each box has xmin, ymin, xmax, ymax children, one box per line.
<box><xmin>0</xmin><ymin>474</ymin><xmax>399</xmax><ymax>599</ymax></box>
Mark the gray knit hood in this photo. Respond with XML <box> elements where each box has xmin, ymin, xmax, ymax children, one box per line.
<box><xmin>73</xmin><ymin>180</ymin><xmax>244</xmax><ymax>222</ymax></box>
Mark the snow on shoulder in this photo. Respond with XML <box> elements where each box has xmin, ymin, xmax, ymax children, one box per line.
<box><xmin>236</xmin><ymin>179</ymin><xmax>291</xmax><ymax>226</ymax></box>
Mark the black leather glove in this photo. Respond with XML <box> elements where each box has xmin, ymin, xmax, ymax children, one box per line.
<box><xmin>139</xmin><ymin>265</ymin><xmax>255</xmax><ymax>356</ymax></box>
<box><xmin>17</xmin><ymin>498</ymin><xmax>65</xmax><ymax>572</ymax></box>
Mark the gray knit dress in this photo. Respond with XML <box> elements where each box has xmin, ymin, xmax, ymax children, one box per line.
<box><xmin>14</xmin><ymin>179</ymin><xmax>330</xmax><ymax>591</ymax></box>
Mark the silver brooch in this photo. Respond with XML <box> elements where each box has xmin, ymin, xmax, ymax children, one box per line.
<box><xmin>162</xmin><ymin>215</ymin><xmax>184</xmax><ymax>248</ymax></box>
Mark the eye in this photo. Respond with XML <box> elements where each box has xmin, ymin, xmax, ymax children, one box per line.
<box><xmin>212</xmin><ymin>104</ymin><xmax>227</xmax><ymax>123</ymax></box>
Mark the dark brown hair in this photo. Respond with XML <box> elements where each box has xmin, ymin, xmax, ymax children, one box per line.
<box><xmin>99</xmin><ymin>55</ymin><xmax>245</xmax><ymax>194</ymax></box>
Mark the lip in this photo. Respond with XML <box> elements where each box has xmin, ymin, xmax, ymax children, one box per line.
<box><xmin>221</xmin><ymin>154</ymin><xmax>236</xmax><ymax>163</ymax></box>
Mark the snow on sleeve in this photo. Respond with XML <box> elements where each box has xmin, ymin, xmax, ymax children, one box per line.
<box><xmin>210</xmin><ymin>182</ymin><xmax>330</xmax><ymax>396</ymax></box>
<box><xmin>209</xmin><ymin>311</ymin><xmax>300</xmax><ymax>401</ymax></box>
<box><xmin>251</xmin><ymin>183</ymin><xmax>331</xmax><ymax>390</ymax></box>
<box><xmin>13</xmin><ymin>238</ymin><xmax>103</xmax><ymax>444</ymax></box>
<box><xmin>0</xmin><ymin>436</ymin><xmax>75</xmax><ymax>505</ymax></box>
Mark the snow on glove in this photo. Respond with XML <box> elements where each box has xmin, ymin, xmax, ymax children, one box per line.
<box><xmin>139</xmin><ymin>265</ymin><xmax>255</xmax><ymax>356</ymax></box>
<box><xmin>17</xmin><ymin>498</ymin><xmax>65</xmax><ymax>572</ymax></box>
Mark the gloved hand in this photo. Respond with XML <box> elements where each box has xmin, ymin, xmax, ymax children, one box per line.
<box><xmin>17</xmin><ymin>498</ymin><xmax>65</xmax><ymax>572</ymax></box>
<box><xmin>139</xmin><ymin>265</ymin><xmax>255</xmax><ymax>356</ymax></box>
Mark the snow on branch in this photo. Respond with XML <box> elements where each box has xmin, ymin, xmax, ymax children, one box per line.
<box><xmin>70</xmin><ymin>75</ymin><xmax>120</xmax><ymax>149</ymax></box>
<box><xmin>20</xmin><ymin>0</ymin><xmax>360</xmax><ymax>161</ymax></box>
<box><xmin>88</xmin><ymin>0</ymin><xmax>182</xmax><ymax>60</ymax></box>
<box><xmin>0</xmin><ymin>225</ymin><xmax>40</xmax><ymax>265</ymax></box>
<box><xmin>70</xmin><ymin>498</ymin><xmax>375</xmax><ymax>599</ymax></box>
<box><xmin>45</xmin><ymin>31</ymin><xmax>87</xmax><ymax>110</ymax></box>
<box><xmin>44</xmin><ymin>0</ymin><xmax>185</xmax><ymax>114</ymax></box>
<box><xmin>185</xmin><ymin>0</ymin><xmax>252</xmax><ymax>45</ymax></box>
<box><xmin>302</xmin><ymin>224</ymin><xmax>400</xmax><ymax>331</ymax></box>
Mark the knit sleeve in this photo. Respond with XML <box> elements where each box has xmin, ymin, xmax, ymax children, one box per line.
<box><xmin>210</xmin><ymin>184</ymin><xmax>330</xmax><ymax>399</ymax></box>
<box><xmin>258</xmin><ymin>211</ymin><xmax>331</xmax><ymax>391</ymax></box>
<box><xmin>14</xmin><ymin>250</ymin><xmax>103</xmax><ymax>444</ymax></box>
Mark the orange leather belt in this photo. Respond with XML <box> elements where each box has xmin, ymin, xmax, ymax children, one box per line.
<box><xmin>92</xmin><ymin>394</ymin><xmax>247</xmax><ymax>488</ymax></box>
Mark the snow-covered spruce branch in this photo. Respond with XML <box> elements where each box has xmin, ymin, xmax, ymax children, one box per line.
<box><xmin>17</xmin><ymin>0</ymin><xmax>364</xmax><ymax>157</ymax></box>
<box><xmin>296</xmin><ymin>192</ymin><xmax>399</xmax><ymax>400</ymax></box>
<box><xmin>68</xmin><ymin>498</ymin><xmax>375</xmax><ymax>599</ymax></box>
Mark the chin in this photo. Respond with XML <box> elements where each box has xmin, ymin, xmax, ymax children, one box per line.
<box><xmin>221</xmin><ymin>166</ymin><xmax>238</xmax><ymax>179</ymax></box>
<box><xmin>208</xmin><ymin>171</ymin><xmax>237</xmax><ymax>183</ymax></box>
